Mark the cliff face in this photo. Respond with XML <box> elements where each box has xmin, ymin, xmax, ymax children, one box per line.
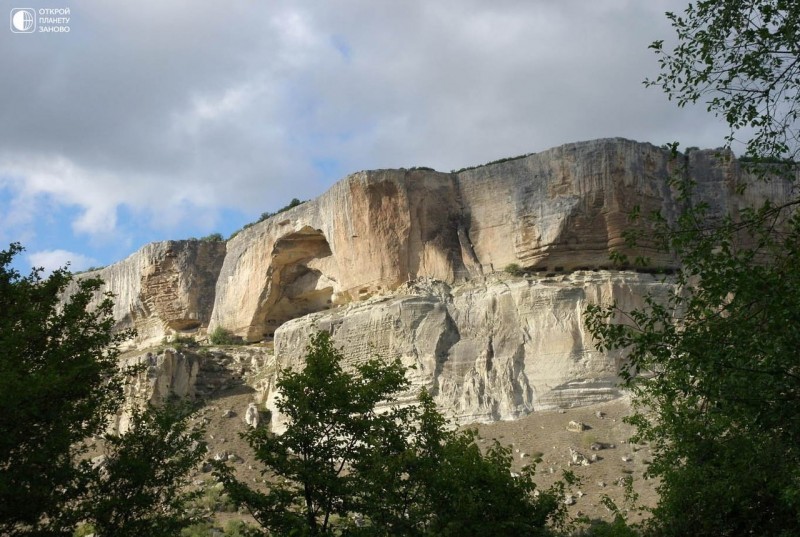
<box><xmin>71</xmin><ymin>138</ymin><xmax>796</xmax><ymax>423</ymax></box>
<box><xmin>209</xmin><ymin>168</ymin><xmax>468</xmax><ymax>341</ymax></box>
<box><xmin>72</xmin><ymin>240</ymin><xmax>226</xmax><ymax>347</ymax></box>
<box><xmin>268</xmin><ymin>272</ymin><xmax>673</xmax><ymax>431</ymax></box>
<box><xmin>209</xmin><ymin>139</ymin><xmax>794</xmax><ymax>343</ymax></box>
<box><xmin>214</xmin><ymin>138</ymin><xmax>662</xmax><ymax>342</ymax></box>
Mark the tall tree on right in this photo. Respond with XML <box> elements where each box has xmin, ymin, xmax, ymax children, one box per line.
<box><xmin>647</xmin><ymin>0</ymin><xmax>800</xmax><ymax>162</ymax></box>
<box><xmin>587</xmin><ymin>1</ymin><xmax>800</xmax><ymax>536</ymax></box>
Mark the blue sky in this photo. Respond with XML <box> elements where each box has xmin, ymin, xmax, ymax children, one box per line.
<box><xmin>1</xmin><ymin>0</ymin><xmax>733</xmax><ymax>273</ymax></box>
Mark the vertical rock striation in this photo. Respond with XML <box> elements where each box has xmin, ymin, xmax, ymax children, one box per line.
<box><xmin>268</xmin><ymin>271</ymin><xmax>674</xmax><ymax>429</ymax></box>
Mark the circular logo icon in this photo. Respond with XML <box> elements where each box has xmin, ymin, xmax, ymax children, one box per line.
<box><xmin>11</xmin><ymin>9</ymin><xmax>35</xmax><ymax>33</ymax></box>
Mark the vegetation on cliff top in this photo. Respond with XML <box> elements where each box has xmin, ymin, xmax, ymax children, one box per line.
<box><xmin>228</xmin><ymin>198</ymin><xmax>306</xmax><ymax>240</ymax></box>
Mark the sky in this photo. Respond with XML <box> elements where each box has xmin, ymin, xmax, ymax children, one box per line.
<box><xmin>1</xmin><ymin>0</ymin><xmax>734</xmax><ymax>274</ymax></box>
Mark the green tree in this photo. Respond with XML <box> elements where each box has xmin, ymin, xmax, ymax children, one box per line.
<box><xmin>646</xmin><ymin>0</ymin><xmax>800</xmax><ymax>161</ymax></box>
<box><xmin>0</xmin><ymin>243</ymin><xmax>205</xmax><ymax>536</ymax></box>
<box><xmin>0</xmin><ymin>243</ymin><xmax>130</xmax><ymax>535</ymax></box>
<box><xmin>82</xmin><ymin>401</ymin><xmax>207</xmax><ymax>537</ymax></box>
<box><xmin>352</xmin><ymin>390</ymin><xmax>567</xmax><ymax>537</ymax></box>
<box><xmin>586</xmin><ymin>197</ymin><xmax>800</xmax><ymax>536</ymax></box>
<box><xmin>586</xmin><ymin>1</ymin><xmax>800</xmax><ymax>534</ymax></box>
<box><xmin>217</xmin><ymin>331</ymin><xmax>567</xmax><ymax>536</ymax></box>
<box><xmin>216</xmin><ymin>331</ymin><xmax>411</xmax><ymax>536</ymax></box>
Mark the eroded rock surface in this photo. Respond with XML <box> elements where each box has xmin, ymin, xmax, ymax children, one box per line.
<box><xmin>114</xmin><ymin>348</ymin><xmax>199</xmax><ymax>432</ymax></box>
<box><xmin>210</xmin><ymin>138</ymin><xmax>794</xmax><ymax>342</ymax></box>
<box><xmin>267</xmin><ymin>271</ymin><xmax>674</xmax><ymax>430</ymax></box>
<box><xmin>64</xmin><ymin>138</ymin><xmax>796</xmax><ymax>426</ymax></box>
<box><xmin>112</xmin><ymin>345</ymin><xmax>275</xmax><ymax>432</ymax></box>
<box><xmin>68</xmin><ymin>240</ymin><xmax>226</xmax><ymax>347</ymax></box>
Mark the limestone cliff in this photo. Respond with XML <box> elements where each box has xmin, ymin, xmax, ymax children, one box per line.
<box><xmin>209</xmin><ymin>138</ymin><xmax>794</xmax><ymax>343</ymax></box>
<box><xmin>268</xmin><ymin>271</ymin><xmax>673</xmax><ymax>429</ymax></box>
<box><xmin>70</xmin><ymin>240</ymin><xmax>226</xmax><ymax>347</ymax></box>
<box><xmin>209</xmin><ymin>168</ymin><xmax>467</xmax><ymax>341</ymax></box>
<box><xmin>67</xmin><ymin>138</ymin><xmax>796</xmax><ymax>424</ymax></box>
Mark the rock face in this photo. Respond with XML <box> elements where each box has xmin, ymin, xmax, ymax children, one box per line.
<box><xmin>210</xmin><ymin>139</ymin><xmax>794</xmax><ymax>343</ymax></box>
<box><xmin>69</xmin><ymin>240</ymin><xmax>226</xmax><ymax>347</ymax></box>
<box><xmin>209</xmin><ymin>168</ymin><xmax>468</xmax><ymax>341</ymax></box>
<box><xmin>114</xmin><ymin>348</ymin><xmax>199</xmax><ymax>432</ymax></box>
<box><xmin>66</xmin><ymin>138</ymin><xmax>796</xmax><ymax>425</ymax></box>
<box><xmin>267</xmin><ymin>271</ymin><xmax>673</xmax><ymax>429</ymax></box>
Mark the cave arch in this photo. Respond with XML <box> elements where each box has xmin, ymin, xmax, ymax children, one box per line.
<box><xmin>255</xmin><ymin>227</ymin><xmax>337</xmax><ymax>339</ymax></box>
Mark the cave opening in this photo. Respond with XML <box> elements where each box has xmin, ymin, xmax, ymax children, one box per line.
<box><xmin>258</xmin><ymin>227</ymin><xmax>336</xmax><ymax>339</ymax></box>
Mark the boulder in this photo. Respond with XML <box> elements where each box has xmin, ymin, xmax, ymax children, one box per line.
<box><xmin>244</xmin><ymin>403</ymin><xmax>261</xmax><ymax>428</ymax></box>
<box><xmin>569</xmin><ymin>447</ymin><xmax>590</xmax><ymax>466</ymax></box>
<box><xmin>567</xmin><ymin>421</ymin><xmax>587</xmax><ymax>433</ymax></box>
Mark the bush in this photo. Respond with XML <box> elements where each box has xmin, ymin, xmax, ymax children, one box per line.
<box><xmin>199</xmin><ymin>233</ymin><xmax>224</xmax><ymax>242</ymax></box>
<box><xmin>452</xmin><ymin>152</ymin><xmax>532</xmax><ymax>174</ymax></box>
<box><xmin>191</xmin><ymin>483</ymin><xmax>236</xmax><ymax>514</ymax></box>
<box><xmin>164</xmin><ymin>334</ymin><xmax>198</xmax><ymax>348</ymax></box>
<box><xmin>222</xmin><ymin>520</ymin><xmax>253</xmax><ymax>536</ymax></box>
<box><xmin>72</xmin><ymin>265</ymin><xmax>106</xmax><ymax>275</ymax></box>
<box><xmin>504</xmin><ymin>263</ymin><xmax>525</xmax><ymax>276</ymax></box>
<box><xmin>180</xmin><ymin>522</ymin><xmax>214</xmax><ymax>537</ymax></box>
<box><xmin>208</xmin><ymin>326</ymin><xmax>240</xmax><ymax>346</ymax></box>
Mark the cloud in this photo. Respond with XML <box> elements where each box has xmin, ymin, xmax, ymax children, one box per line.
<box><xmin>28</xmin><ymin>249</ymin><xmax>99</xmax><ymax>275</ymax></box>
<box><xmin>0</xmin><ymin>0</ymin><xmax>730</xmax><ymax>252</ymax></box>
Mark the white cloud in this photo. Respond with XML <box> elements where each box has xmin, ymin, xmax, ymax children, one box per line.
<box><xmin>28</xmin><ymin>249</ymin><xmax>99</xmax><ymax>275</ymax></box>
<box><xmin>0</xmin><ymin>156</ymin><xmax>124</xmax><ymax>237</ymax></box>
<box><xmin>0</xmin><ymin>0</ymin><xmax>731</xmax><ymax>253</ymax></box>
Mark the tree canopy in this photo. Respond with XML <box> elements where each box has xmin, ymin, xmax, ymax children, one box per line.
<box><xmin>0</xmin><ymin>243</ymin><xmax>205</xmax><ymax>536</ymax></box>
<box><xmin>646</xmin><ymin>0</ymin><xmax>800</xmax><ymax>161</ymax></box>
<box><xmin>586</xmin><ymin>201</ymin><xmax>800</xmax><ymax>536</ymax></box>
<box><xmin>0</xmin><ymin>243</ymin><xmax>129</xmax><ymax>534</ymax></box>
<box><xmin>216</xmin><ymin>331</ymin><xmax>568</xmax><ymax>536</ymax></box>
<box><xmin>586</xmin><ymin>1</ymin><xmax>800</xmax><ymax>535</ymax></box>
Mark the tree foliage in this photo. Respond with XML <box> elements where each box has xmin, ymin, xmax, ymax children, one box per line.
<box><xmin>0</xmin><ymin>243</ymin><xmax>205</xmax><ymax>536</ymax></box>
<box><xmin>587</xmin><ymin>0</ymin><xmax>800</xmax><ymax>536</ymax></box>
<box><xmin>646</xmin><ymin>0</ymin><xmax>800</xmax><ymax>161</ymax></box>
<box><xmin>209</xmin><ymin>326</ymin><xmax>242</xmax><ymax>346</ymax></box>
<box><xmin>216</xmin><ymin>331</ymin><xmax>567</xmax><ymax>536</ymax></box>
<box><xmin>586</xmin><ymin>1</ymin><xmax>800</xmax><ymax>534</ymax></box>
<box><xmin>0</xmin><ymin>243</ymin><xmax>131</xmax><ymax>535</ymax></box>
<box><xmin>586</xmin><ymin>198</ymin><xmax>800</xmax><ymax>535</ymax></box>
<box><xmin>82</xmin><ymin>401</ymin><xmax>207</xmax><ymax>537</ymax></box>
<box><xmin>351</xmin><ymin>391</ymin><xmax>568</xmax><ymax>537</ymax></box>
<box><xmin>216</xmin><ymin>331</ymin><xmax>413</xmax><ymax>536</ymax></box>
